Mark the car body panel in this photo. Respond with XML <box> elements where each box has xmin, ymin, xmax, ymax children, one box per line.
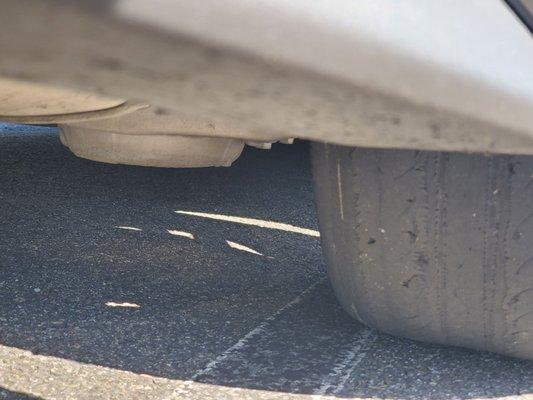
<box><xmin>0</xmin><ymin>0</ymin><xmax>532</xmax><ymax>154</ymax></box>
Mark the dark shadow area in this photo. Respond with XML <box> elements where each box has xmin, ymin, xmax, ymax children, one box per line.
<box><xmin>0</xmin><ymin>124</ymin><xmax>532</xmax><ymax>399</ymax></box>
<box><xmin>0</xmin><ymin>389</ymin><xmax>41</xmax><ymax>400</ymax></box>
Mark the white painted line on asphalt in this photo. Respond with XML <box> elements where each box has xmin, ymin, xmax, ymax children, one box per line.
<box><xmin>190</xmin><ymin>277</ymin><xmax>327</xmax><ymax>380</ymax></box>
<box><xmin>226</xmin><ymin>240</ymin><xmax>263</xmax><ymax>256</ymax></box>
<box><xmin>167</xmin><ymin>230</ymin><xmax>194</xmax><ymax>239</ymax></box>
<box><xmin>175</xmin><ymin>210</ymin><xmax>320</xmax><ymax>237</ymax></box>
<box><xmin>313</xmin><ymin>328</ymin><xmax>376</xmax><ymax>397</ymax></box>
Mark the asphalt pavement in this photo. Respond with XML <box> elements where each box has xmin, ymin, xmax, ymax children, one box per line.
<box><xmin>0</xmin><ymin>124</ymin><xmax>532</xmax><ymax>399</ymax></box>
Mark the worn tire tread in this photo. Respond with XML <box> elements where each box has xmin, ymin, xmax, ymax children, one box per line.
<box><xmin>312</xmin><ymin>143</ymin><xmax>533</xmax><ymax>359</ymax></box>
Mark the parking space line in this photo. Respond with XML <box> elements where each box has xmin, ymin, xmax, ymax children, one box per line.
<box><xmin>191</xmin><ymin>278</ymin><xmax>326</xmax><ymax>380</ymax></box>
<box><xmin>312</xmin><ymin>328</ymin><xmax>376</xmax><ymax>397</ymax></box>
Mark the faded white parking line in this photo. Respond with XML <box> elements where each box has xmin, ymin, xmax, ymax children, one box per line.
<box><xmin>177</xmin><ymin>274</ymin><xmax>379</xmax><ymax>396</ymax></box>
<box><xmin>312</xmin><ymin>328</ymin><xmax>376</xmax><ymax>397</ymax></box>
<box><xmin>191</xmin><ymin>278</ymin><xmax>326</xmax><ymax>380</ymax></box>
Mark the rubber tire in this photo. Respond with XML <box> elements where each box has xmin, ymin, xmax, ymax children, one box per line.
<box><xmin>312</xmin><ymin>143</ymin><xmax>533</xmax><ymax>360</ymax></box>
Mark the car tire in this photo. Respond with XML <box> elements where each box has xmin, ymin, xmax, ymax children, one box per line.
<box><xmin>311</xmin><ymin>142</ymin><xmax>533</xmax><ymax>360</ymax></box>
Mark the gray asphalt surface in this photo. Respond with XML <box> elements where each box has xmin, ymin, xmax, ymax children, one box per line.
<box><xmin>0</xmin><ymin>124</ymin><xmax>532</xmax><ymax>399</ymax></box>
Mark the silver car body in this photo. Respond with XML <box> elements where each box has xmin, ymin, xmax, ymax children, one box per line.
<box><xmin>1</xmin><ymin>0</ymin><xmax>532</xmax><ymax>157</ymax></box>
